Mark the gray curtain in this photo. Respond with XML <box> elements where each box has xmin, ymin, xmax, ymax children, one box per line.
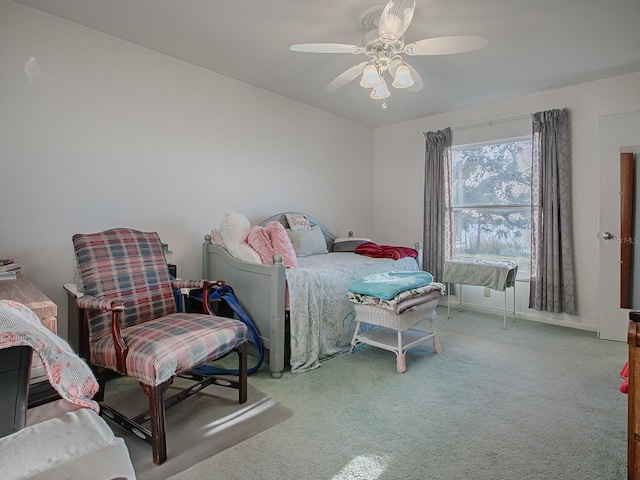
<box><xmin>529</xmin><ymin>108</ymin><xmax>575</xmax><ymax>314</ymax></box>
<box><xmin>423</xmin><ymin>127</ymin><xmax>452</xmax><ymax>283</ymax></box>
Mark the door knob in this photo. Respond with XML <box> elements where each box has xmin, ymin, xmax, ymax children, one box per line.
<box><xmin>600</xmin><ymin>231</ymin><xmax>614</xmax><ymax>240</ymax></box>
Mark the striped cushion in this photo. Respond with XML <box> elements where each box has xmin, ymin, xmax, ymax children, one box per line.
<box><xmin>90</xmin><ymin>313</ymin><xmax>247</xmax><ymax>386</ymax></box>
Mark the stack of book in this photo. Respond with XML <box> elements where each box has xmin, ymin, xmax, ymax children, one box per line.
<box><xmin>0</xmin><ymin>258</ymin><xmax>20</xmax><ymax>280</ymax></box>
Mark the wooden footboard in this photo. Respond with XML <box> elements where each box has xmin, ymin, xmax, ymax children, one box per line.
<box><xmin>202</xmin><ymin>235</ymin><xmax>287</xmax><ymax>378</ymax></box>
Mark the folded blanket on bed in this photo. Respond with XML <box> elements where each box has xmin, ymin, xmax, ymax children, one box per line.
<box><xmin>354</xmin><ymin>242</ymin><xmax>418</xmax><ymax>260</ymax></box>
<box><xmin>348</xmin><ymin>270</ymin><xmax>434</xmax><ymax>300</ymax></box>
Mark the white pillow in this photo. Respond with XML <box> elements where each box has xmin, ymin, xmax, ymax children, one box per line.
<box><xmin>210</xmin><ymin>228</ymin><xmax>225</xmax><ymax>247</ymax></box>
<box><xmin>219</xmin><ymin>212</ymin><xmax>261</xmax><ymax>263</ymax></box>
<box><xmin>286</xmin><ymin>225</ymin><xmax>328</xmax><ymax>257</ymax></box>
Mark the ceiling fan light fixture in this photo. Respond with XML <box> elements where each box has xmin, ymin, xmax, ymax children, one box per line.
<box><xmin>290</xmin><ymin>0</ymin><xmax>486</xmax><ymax>105</ymax></box>
<box><xmin>370</xmin><ymin>80</ymin><xmax>390</xmax><ymax>100</ymax></box>
<box><xmin>360</xmin><ymin>64</ymin><xmax>382</xmax><ymax>88</ymax></box>
<box><xmin>392</xmin><ymin>64</ymin><xmax>414</xmax><ymax>88</ymax></box>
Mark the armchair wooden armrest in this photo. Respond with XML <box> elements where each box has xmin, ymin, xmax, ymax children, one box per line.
<box><xmin>76</xmin><ymin>295</ymin><xmax>127</xmax><ymax>373</ymax></box>
<box><xmin>170</xmin><ymin>279</ymin><xmax>226</xmax><ymax>315</ymax></box>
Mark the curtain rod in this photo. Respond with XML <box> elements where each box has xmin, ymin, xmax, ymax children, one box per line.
<box><xmin>451</xmin><ymin>114</ymin><xmax>531</xmax><ymax>132</ymax></box>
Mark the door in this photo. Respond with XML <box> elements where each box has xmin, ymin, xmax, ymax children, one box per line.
<box><xmin>598</xmin><ymin>111</ymin><xmax>640</xmax><ymax>341</ymax></box>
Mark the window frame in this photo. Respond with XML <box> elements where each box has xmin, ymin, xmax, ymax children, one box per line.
<box><xmin>449</xmin><ymin>135</ymin><xmax>532</xmax><ymax>278</ymax></box>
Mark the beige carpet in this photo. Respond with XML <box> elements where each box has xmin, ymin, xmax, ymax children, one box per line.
<box><xmin>169</xmin><ymin>307</ymin><xmax>628</xmax><ymax>480</ymax></box>
<box><xmin>101</xmin><ymin>375</ymin><xmax>292</xmax><ymax>480</ymax></box>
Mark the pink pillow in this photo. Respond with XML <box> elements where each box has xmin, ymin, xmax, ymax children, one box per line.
<box><xmin>266</xmin><ymin>221</ymin><xmax>297</xmax><ymax>268</ymax></box>
<box><xmin>245</xmin><ymin>226</ymin><xmax>275</xmax><ymax>264</ymax></box>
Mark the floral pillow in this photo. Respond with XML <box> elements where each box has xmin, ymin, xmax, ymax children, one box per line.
<box><xmin>285</xmin><ymin>213</ymin><xmax>312</xmax><ymax>231</ymax></box>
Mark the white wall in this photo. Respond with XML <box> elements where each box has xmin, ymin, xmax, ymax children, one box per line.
<box><xmin>372</xmin><ymin>71</ymin><xmax>640</xmax><ymax>331</ymax></box>
<box><xmin>0</xmin><ymin>1</ymin><xmax>373</xmax><ymax>340</ymax></box>
<box><xmin>2</xmin><ymin>0</ymin><xmax>640</xmax><ymax>340</ymax></box>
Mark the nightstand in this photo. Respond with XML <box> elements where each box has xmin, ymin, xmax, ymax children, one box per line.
<box><xmin>0</xmin><ymin>272</ymin><xmax>60</xmax><ymax>407</ymax></box>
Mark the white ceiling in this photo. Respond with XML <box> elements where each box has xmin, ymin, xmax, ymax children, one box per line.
<box><xmin>13</xmin><ymin>0</ymin><xmax>640</xmax><ymax>128</ymax></box>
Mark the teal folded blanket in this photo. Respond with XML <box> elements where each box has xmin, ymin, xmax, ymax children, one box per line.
<box><xmin>348</xmin><ymin>270</ymin><xmax>434</xmax><ymax>300</ymax></box>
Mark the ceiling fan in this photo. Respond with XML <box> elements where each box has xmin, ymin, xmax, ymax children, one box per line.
<box><xmin>290</xmin><ymin>0</ymin><xmax>488</xmax><ymax>107</ymax></box>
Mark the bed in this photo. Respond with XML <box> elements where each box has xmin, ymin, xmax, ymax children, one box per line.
<box><xmin>202</xmin><ymin>212</ymin><xmax>440</xmax><ymax>378</ymax></box>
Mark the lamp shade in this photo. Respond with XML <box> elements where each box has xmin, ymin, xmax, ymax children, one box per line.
<box><xmin>392</xmin><ymin>64</ymin><xmax>414</xmax><ymax>88</ymax></box>
<box><xmin>360</xmin><ymin>64</ymin><xmax>382</xmax><ymax>88</ymax></box>
<box><xmin>370</xmin><ymin>80</ymin><xmax>390</xmax><ymax>99</ymax></box>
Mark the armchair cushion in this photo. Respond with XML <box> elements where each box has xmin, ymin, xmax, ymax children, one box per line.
<box><xmin>90</xmin><ymin>313</ymin><xmax>247</xmax><ymax>385</ymax></box>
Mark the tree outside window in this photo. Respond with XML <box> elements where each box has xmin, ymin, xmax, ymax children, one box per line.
<box><xmin>450</xmin><ymin>138</ymin><xmax>532</xmax><ymax>275</ymax></box>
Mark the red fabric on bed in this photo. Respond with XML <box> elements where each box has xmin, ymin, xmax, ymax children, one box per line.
<box><xmin>354</xmin><ymin>242</ymin><xmax>418</xmax><ymax>260</ymax></box>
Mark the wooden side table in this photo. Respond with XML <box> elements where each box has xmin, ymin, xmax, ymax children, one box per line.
<box><xmin>0</xmin><ymin>272</ymin><xmax>60</xmax><ymax>406</ymax></box>
<box><xmin>0</xmin><ymin>272</ymin><xmax>57</xmax><ymax>334</ymax></box>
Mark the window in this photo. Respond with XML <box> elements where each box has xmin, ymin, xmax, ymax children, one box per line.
<box><xmin>450</xmin><ymin>137</ymin><xmax>532</xmax><ymax>275</ymax></box>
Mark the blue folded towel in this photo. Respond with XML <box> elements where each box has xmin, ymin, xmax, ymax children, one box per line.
<box><xmin>348</xmin><ymin>270</ymin><xmax>434</xmax><ymax>300</ymax></box>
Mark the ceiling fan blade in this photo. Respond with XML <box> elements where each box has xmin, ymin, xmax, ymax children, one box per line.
<box><xmin>325</xmin><ymin>61</ymin><xmax>368</xmax><ymax>92</ymax></box>
<box><xmin>405</xmin><ymin>63</ymin><xmax>423</xmax><ymax>92</ymax></box>
<box><xmin>290</xmin><ymin>43</ymin><xmax>365</xmax><ymax>54</ymax></box>
<box><xmin>404</xmin><ymin>36</ymin><xmax>488</xmax><ymax>56</ymax></box>
<box><xmin>378</xmin><ymin>0</ymin><xmax>416</xmax><ymax>43</ymax></box>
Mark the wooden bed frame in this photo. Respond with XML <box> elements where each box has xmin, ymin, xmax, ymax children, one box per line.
<box><xmin>202</xmin><ymin>212</ymin><xmax>422</xmax><ymax>378</ymax></box>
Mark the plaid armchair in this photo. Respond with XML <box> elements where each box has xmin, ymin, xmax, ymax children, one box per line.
<box><xmin>72</xmin><ymin>228</ymin><xmax>248</xmax><ymax>465</ymax></box>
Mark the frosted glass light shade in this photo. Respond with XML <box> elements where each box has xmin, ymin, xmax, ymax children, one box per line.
<box><xmin>370</xmin><ymin>80</ymin><xmax>390</xmax><ymax>99</ymax></box>
<box><xmin>392</xmin><ymin>65</ymin><xmax>414</xmax><ymax>88</ymax></box>
<box><xmin>360</xmin><ymin>64</ymin><xmax>381</xmax><ymax>88</ymax></box>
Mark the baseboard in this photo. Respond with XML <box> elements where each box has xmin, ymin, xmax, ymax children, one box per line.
<box><xmin>438</xmin><ymin>300</ymin><xmax>598</xmax><ymax>332</ymax></box>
